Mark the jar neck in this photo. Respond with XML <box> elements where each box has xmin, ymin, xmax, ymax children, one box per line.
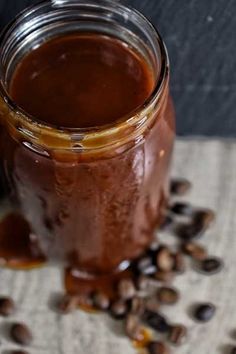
<box><xmin>0</xmin><ymin>0</ymin><xmax>169</xmax><ymax>156</ymax></box>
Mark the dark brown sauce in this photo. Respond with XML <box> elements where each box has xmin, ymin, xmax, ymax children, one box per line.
<box><xmin>0</xmin><ymin>213</ymin><xmax>46</xmax><ymax>269</ymax></box>
<box><xmin>9</xmin><ymin>33</ymin><xmax>154</xmax><ymax>128</ymax></box>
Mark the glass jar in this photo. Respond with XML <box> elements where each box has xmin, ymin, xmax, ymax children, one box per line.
<box><xmin>0</xmin><ymin>0</ymin><xmax>175</xmax><ymax>276</ymax></box>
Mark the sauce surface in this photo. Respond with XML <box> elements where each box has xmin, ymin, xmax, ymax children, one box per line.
<box><xmin>9</xmin><ymin>33</ymin><xmax>154</xmax><ymax>128</ymax></box>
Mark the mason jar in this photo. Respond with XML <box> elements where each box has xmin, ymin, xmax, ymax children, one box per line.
<box><xmin>0</xmin><ymin>0</ymin><xmax>175</xmax><ymax>277</ymax></box>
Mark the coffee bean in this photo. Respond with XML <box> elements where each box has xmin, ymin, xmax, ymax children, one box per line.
<box><xmin>155</xmin><ymin>271</ymin><xmax>174</xmax><ymax>283</ymax></box>
<box><xmin>136</xmin><ymin>275</ymin><xmax>152</xmax><ymax>291</ymax></box>
<box><xmin>230</xmin><ymin>347</ymin><xmax>236</xmax><ymax>354</ymax></box>
<box><xmin>0</xmin><ymin>297</ymin><xmax>15</xmax><ymax>316</ymax></box>
<box><xmin>125</xmin><ymin>314</ymin><xmax>145</xmax><ymax>341</ymax></box>
<box><xmin>157</xmin><ymin>287</ymin><xmax>179</xmax><ymax>305</ymax></box>
<box><xmin>193</xmin><ymin>209</ymin><xmax>215</xmax><ymax>230</ymax></box>
<box><xmin>156</xmin><ymin>246</ymin><xmax>174</xmax><ymax>272</ymax></box>
<box><xmin>93</xmin><ymin>292</ymin><xmax>110</xmax><ymax>311</ymax></box>
<box><xmin>170</xmin><ymin>179</ymin><xmax>191</xmax><ymax>196</ymax></box>
<box><xmin>160</xmin><ymin>215</ymin><xmax>174</xmax><ymax>231</ymax></box>
<box><xmin>173</xmin><ymin>252</ymin><xmax>186</xmax><ymax>273</ymax></box>
<box><xmin>142</xmin><ymin>265</ymin><xmax>157</xmax><ymax>276</ymax></box>
<box><xmin>193</xmin><ymin>303</ymin><xmax>216</xmax><ymax>322</ymax></box>
<box><xmin>58</xmin><ymin>294</ymin><xmax>79</xmax><ymax>313</ymax></box>
<box><xmin>175</xmin><ymin>222</ymin><xmax>204</xmax><ymax>241</ymax></box>
<box><xmin>198</xmin><ymin>257</ymin><xmax>223</xmax><ymax>275</ymax></box>
<box><xmin>110</xmin><ymin>300</ymin><xmax>128</xmax><ymax>319</ymax></box>
<box><xmin>10</xmin><ymin>323</ymin><xmax>33</xmax><ymax>346</ymax></box>
<box><xmin>129</xmin><ymin>296</ymin><xmax>145</xmax><ymax>315</ymax></box>
<box><xmin>168</xmin><ymin>324</ymin><xmax>187</xmax><ymax>345</ymax></box>
<box><xmin>170</xmin><ymin>202</ymin><xmax>193</xmax><ymax>216</ymax></box>
<box><xmin>144</xmin><ymin>296</ymin><xmax>160</xmax><ymax>313</ymax></box>
<box><xmin>142</xmin><ymin>309</ymin><xmax>170</xmax><ymax>333</ymax></box>
<box><xmin>182</xmin><ymin>242</ymin><xmax>207</xmax><ymax>261</ymax></box>
<box><xmin>136</xmin><ymin>256</ymin><xmax>157</xmax><ymax>276</ymax></box>
<box><xmin>148</xmin><ymin>341</ymin><xmax>170</xmax><ymax>354</ymax></box>
<box><xmin>117</xmin><ymin>278</ymin><xmax>136</xmax><ymax>300</ymax></box>
<box><xmin>177</xmin><ymin>210</ymin><xmax>215</xmax><ymax>241</ymax></box>
<box><xmin>136</xmin><ymin>256</ymin><xmax>153</xmax><ymax>273</ymax></box>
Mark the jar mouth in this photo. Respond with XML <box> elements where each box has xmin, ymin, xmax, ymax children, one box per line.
<box><xmin>0</xmin><ymin>0</ymin><xmax>169</xmax><ymax>151</ymax></box>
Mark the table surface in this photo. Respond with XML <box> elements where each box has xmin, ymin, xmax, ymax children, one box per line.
<box><xmin>0</xmin><ymin>138</ymin><xmax>236</xmax><ymax>354</ymax></box>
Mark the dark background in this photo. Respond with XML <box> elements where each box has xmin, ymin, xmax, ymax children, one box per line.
<box><xmin>0</xmin><ymin>0</ymin><xmax>235</xmax><ymax>137</ymax></box>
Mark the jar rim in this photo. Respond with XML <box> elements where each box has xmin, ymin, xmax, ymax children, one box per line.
<box><xmin>0</xmin><ymin>0</ymin><xmax>169</xmax><ymax>151</ymax></box>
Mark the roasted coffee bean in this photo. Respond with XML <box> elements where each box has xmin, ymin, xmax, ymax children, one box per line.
<box><xmin>193</xmin><ymin>303</ymin><xmax>216</xmax><ymax>322</ymax></box>
<box><xmin>177</xmin><ymin>210</ymin><xmax>215</xmax><ymax>241</ymax></box>
<box><xmin>193</xmin><ymin>209</ymin><xmax>215</xmax><ymax>230</ymax></box>
<box><xmin>58</xmin><ymin>294</ymin><xmax>79</xmax><ymax>313</ymax></box>
<box><xmin>144</xmin><ymin>297</ymin><xmax>160</xmax><ymax>313</ymax></box>
<box><xmin>170</xmin><ymin>179</ymin><xmax>191</xmax><ymax>196</ymax></box>
<box><xmin>198</xmin><ymin>257</ymin><xmax>223</xmax><ymax>275</ymax></box>
<box><xmin>168</xmin><ymin>324</ymin><xmax>187</xmax><ymax>345</ymax></box>
<box><xmin>170</xmin><ymin>202</ymin><xmax>193</xmax><ymax>216</ymax></box>
<box><xmin>182</xmin><ymin>242</ymin><xmax>207</xmax><ymax>261</ymax></box>
<box><xmin>230</xmin><ymin>347</ymin><xmax>236</xmax><ymax>354</ymax></box>
<box><xmin>117</xmin><ymin>278</ymin><xmax>136</xmax><ymax>300</ymax></box>
<box><xmin>160</xmin><ymin>215</ymin><xmax>174</xmax><ymax>231</ymax></box>
<box><xmin>93</xmin><ymin>292</ymin><xmax>110</xmax><ymax>311</ymax></box>
<box><xmin>137</xmin><ymin>256</ymin><xmax>153</xmax><ymax>273</ymax></box>
<box><xmin>148</xmin><ymin>341</ymin><xmax>170</xmax><ymax>354</ymax></box>
<box><xmin>155</xmin><ymin>271</ymin><xmax>174</xmax><ymax>283</ymax></box>
<box><xmin>136</xmin><ymin>256</ymin><xmax>157</xmax><ymax>276</ymax></box>
<box><xmin>10</xmin><ymin>323</ymin><xmax>33</xmax><ymax>345</ymax></box>
<box><xmin>176</xmin><ymin>222</ymin><xmax>204</xmax><ymax>241</ymax></box>
<box><xmin>142</xmin><ymin>265</ymin><xmax>157</xmax><ymax>276</ymax></box>
<box><xmin>156</xmin><ymin>246</ymin><xmax>174</xmax><ymax>272</ymax></box>
<box><xmin>173</xmin><ymin>252</ymin><xmax>186</xmax><ymax>273</ymax></box>
<box><xmin>125</xmin><ymin>314</ymin><xmax>145</xmax><ymax>341</ymax></box>
<box><xmin>110</xmin><ymin>300</ymin><xmax>128</xmax><ymax>319</ymax></box>
<box><xmin>0</xmin><ymin>296</ymin><xmax>15</xmax><ymax>316</ymax></box>
<box><xmin>129</xmin><ymin>296</ymin><xmax>145</xmax><ymax>315</ymax></box>
<box><xmin>157</xmin><ymin>287</ymin><xmax>179</xmax><ymax>305</ymax></box>
<box><xmin>136</xmin><ymin>275</ymin><xmax>152</xmax><ymax>291</ymax></box>
<box><xmin>142</xmin><ymin>309</ymin><xmax>170</xmax><ymax>333</ymax></box>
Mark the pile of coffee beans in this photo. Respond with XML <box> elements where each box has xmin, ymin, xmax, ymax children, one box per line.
<box><xmin>57</xmin><ymin>178</ymin><xmax>224</xmax><ymax>353</ymax></box>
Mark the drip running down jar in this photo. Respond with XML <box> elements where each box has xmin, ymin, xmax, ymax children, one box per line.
<box><xmin>0</xmin><ymin>0</ymin><xmax>175</xmax><ymax>280</ymax></box>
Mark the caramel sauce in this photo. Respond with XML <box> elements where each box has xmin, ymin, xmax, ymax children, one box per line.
<box><xmin>9</xmin><ymin>33</ymin><xmax>154</xmax><ymax>129</ymax></box>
